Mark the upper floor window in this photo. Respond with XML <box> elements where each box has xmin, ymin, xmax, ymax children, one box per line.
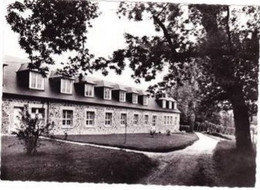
<box><xmin>105</xmin><ymin>112</ymin><xmax>112</xmax><ymax>126</ymax></box>
<box><xmin>143</xmin><ymin>96</ymin><xmax>148</xmax><ymax>105</ymax></box>
<box><xmin>60</xmin><ymin>78</ymin><xmax>73</xmax><ymax>94</ymax></box>
<box><xmin>86</xmin><ymin>111</ymin><xmax>95</xmax><ymax>126</ymax></box>
<box><xmin>169</xmin><ymin>101</ymin><xmax>172</xmax><ymax>109</ymax></box>
<box><xmin>119</xmin><ymin>91</ymin><xmax>126</xmax><ymax>102</ymax></box>
<box><xmin>29</xmin><ymin>72</ymin><xmax>44</xmax><ymax>90</ymax></box>
<box><xmin>144</xmin><ymin>115</ymin><xmax>149</xmax><ymax>125</ymax></box>
<box><xmin>104</xmin><ymin>87</ymin><xmax>112</xmax><ymax>100</ymax></box>
<box><xmin>132</xmin><ymin>94</ymin><xmax>138</xmax><ymax>104</ymax></box>
<box><xmin>133</xmin><ymin>114</ymin><xmax>139</xmax><ymax>125</ymax></box>
<box><xmin>62</xmin><ymin>110</ymin><xmax>73</xmax><ymax>127</ymax></box>
<box><xmin>162</xmin><ymin>100</ymin><xmax>166</xmax><ymax>108</ymax></box>
<box><xmin>85</xmin><ymin>84</ymin><xmax>94</xmax><ymax>97</ymax></box>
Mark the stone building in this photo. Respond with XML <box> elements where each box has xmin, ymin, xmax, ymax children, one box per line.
<box><xmin>2</xmin><ymin>61</ymin><xmax>180</xmax><ymax>135</ymax></box>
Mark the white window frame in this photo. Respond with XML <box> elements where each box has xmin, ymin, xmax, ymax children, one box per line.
<box><xmin>132</xmin><ymin>94</ymin><xmax>138</xmax><ymax>104</ymax></box>
<box><xmin>84</xmin><ymin>83</ymin><xmax>94</xmax><ymax>97</ymax></box>
<box><xmin>60</xmin><ymin>78</ymin><xmax>73</xmax><ymax>94</ymax></box>
<box><xmin>119</xmin><ymin>91</ymin><xmax>126</xmax><ymax>102</ymax></box>
<box><xmin>144</xmin><ymin>114</ymin><xmax>149</xmax><ymax>125</ymax></box>
<box><xmin>133</xmin><ymin>114</ymin><xmax>139</xmax><ymax>125</ymax></box>
<box><xmin>104</xmin><ymin>87</ymin><xmax>112</xmax><ymax>100</ymax></box>
<box><xmin>29</xmin><ymin>71</ymin><xmax>44</xmax><ymax>90</ymax></box>
<box><xmin>143</xmin><ymin>96</ymin><xmax>148</xmax><ymax>105</ymax></box>
<box><xmin>61</xmin><ymin>108</ymin><xmax>74</xmax><ymax>128</ymax></box>
<box><xmin>105</xmin><ymin>112</ymin><xmax>113</xmax><ymax>126</ymax></box>
<box><xmin>169</xmin><ymin>101</ymin><xmax>173</xmax><ymax>109</ymax></box>
<box><xmin>85</xmin><ymin>109</ymin><xmax>96</xmax><ymax>127</ymax></box>
<box><xmin>152</xmin><ymin>115</ymin><xmax>157</xmax><ymax>126</ymax></box>
<box><xmin>162</xmin><ymin>100</ymin><xmax>166</xmax><ymax>108</ymax></box>
<box><xmin>120</xmin><ymin>113</ymin><xmax>127</xmax><ymax>126</ymax></box>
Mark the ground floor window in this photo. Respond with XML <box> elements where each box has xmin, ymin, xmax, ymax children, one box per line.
<box><xmin>86</xmin><ymin>111</ymin><xmax>95</xmax><ymax>126</ymax></box>
<box><xmin>144</xmin><ymin>115</ymin><xmax>149</xmax><ymax>125</ymax></box>
<box><xmin>133</xmin><ymin>114</ymin><xmax>139</xmax><ymax>125</ymax></box>
<box><xmin>105</xmin><ymin>112</ymin><xmax>112</xmax><ymax>126</ymax></box>
<box><xmin>152</xmin><ymin>115</ymin><xmax>157</xmax><ymax>126</ymax></box>
<box><xmin>62</xmin><ymin>110</ymin><xmax>73</xmax><ymax>127</ymax></box>
<box><xmin>121</xmin><ymin>113</ymin><xmax>127</xmax><ymax>125</ymax></box>
<box><xmin>164</xmin><ymin>115</ymin><xmax>173</xmax><ymax>125</ymax></box>
<box><xmin>31</xmin><ymin>107</ymin><xmax>45</xmax><ymax>119</ymax></box>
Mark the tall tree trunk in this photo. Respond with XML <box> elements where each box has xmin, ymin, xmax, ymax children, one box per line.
<box><xmin>230</xmin><ymin>88</ymin><xmax>252</xmax><ymax>152</ymax></box>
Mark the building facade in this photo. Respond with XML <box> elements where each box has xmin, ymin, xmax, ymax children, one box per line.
<box><xmin>2</xmin><ymin>61</ymin><xmax>180</xmax><ymax>135</ymax></box>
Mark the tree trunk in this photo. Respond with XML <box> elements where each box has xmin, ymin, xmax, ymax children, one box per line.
<box><xmin>230</xmin><ymin>88</ymin><xmax>252</xmax><ymax>152</ymax></box>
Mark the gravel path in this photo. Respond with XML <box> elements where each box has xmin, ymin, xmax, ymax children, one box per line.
<box><xmin>139</xmin><ymin>133</ymin><xmax>221</xmax><ymax>186</ymax></box>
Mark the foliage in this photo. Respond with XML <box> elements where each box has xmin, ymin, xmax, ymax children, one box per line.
<box><xmin>11</xmin><ymin>105</ymin><xmax>54</xmax><ymax>155</ymax></box>
<box><xmin>6</xmin><ymin>0</ymin><xmax>99</xmax><ymax>76</ymax></box>
<box><xmin>106</xmin><ymin>2</ymin><xmax>259</xmax><ymax>151</ymax></box>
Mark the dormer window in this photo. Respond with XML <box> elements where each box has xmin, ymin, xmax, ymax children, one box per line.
<box><xmin>85</xmin><ymin>84</ymin><xmax>94</xmax><ymax>97</ymax></box>
<box><xmin>119</xmin><ymin>91</ymin><xmax>126</xmax><ymax>102</ymax></box>
<box><xmin>162</xmin><ymin>100</ymin><xmax>166</xmax><ymax>108</ymax></box>
<box><xmin>132</xmin><ymin>94</ymin><xmax>138</xmax><ymax>104</ymax></box>
<box><xmin>143</xmin><ymin>96</ymin><xmax>148</xmax><ymax>105</ymax></box>
<box><xmin>29</xmin><ymin>72</ymin><xmax>44</xmax><ymax>90</ymax></box>
<box><xmin>169</xmin><ymin>101</ymin><xmax>172</xmax><ymax>109</ymax></box>
<box><xmin>104</xmin><ymin>87</ymin><xmax>112</xmax><ymax>100</ymax></box>
<box><xmin>60</xmin><ymin>78</ymin><xmax>73</xmax><ymax>94</ymax></box>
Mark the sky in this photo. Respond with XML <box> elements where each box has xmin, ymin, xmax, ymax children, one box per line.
<box><xmin>2</xmin><ymin>0</ymin><xmax>168</xmax><ymax>90</ymax></box>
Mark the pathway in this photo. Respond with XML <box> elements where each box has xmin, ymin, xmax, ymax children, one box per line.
<box><xmin>139</xmin><ymin>133</ymin><xmax>221</xmax><ymax>186</ymax></box>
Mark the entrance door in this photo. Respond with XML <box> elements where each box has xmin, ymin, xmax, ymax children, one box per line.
<box><xmin>11</xmin><ymin>107</ymin><xmax>24</xmax><ymax>133</ymax></box>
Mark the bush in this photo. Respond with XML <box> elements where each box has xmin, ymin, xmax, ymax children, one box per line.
<box><xmin>180</xmin><ymin>125</ymin><xmax>190</xmax><ymax>132</ymax></box>
<box><xmin>11</xmin><ymin>105</ymin><xmax>54</xmax><ymax>155</ymax></box>
<box><xmin>149</xmin><ymin>129</ymin><xmax>156</xmax><ymax>138</ymax></box>
<box><xmin>166</xmin><ymin>129</ymin><xmax>171</xmax><ymax>136</ymax></box>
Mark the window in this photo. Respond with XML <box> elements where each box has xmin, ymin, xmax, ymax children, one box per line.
<box><xmin>29</xmin><ymin>72</ymin><xmax>44</xmax><ymax>90</ymax></box>
<box><xmin>60</xmin><ymin>78</ymin><xmax>73</xmax><ymax>94</ymax></box>
<box><xmin>164</xmin><ymin>116</ymin><xmax>173</xmax><ymax>125</ymax></box>
<box><xmin>143</xmin><ymin>96</ymin><xmax>148</xmax><ymax>105</ymax></box>
<box><xmin>86</xmin><ymin>111</ymin><xmax>95</xmax><ymax>126</ymax></box>
<box><xmin>31</xmin><ymin>108</ymin><xmax>45</xmax><ymax>119</ymax></box>
<box><xmin>133</xmin><ymin>114</ymin><xmax>139</xmax><ymax>125</ymax></box>
<box><xmin>144</xmin><ymin>115</ymin><xmax>149</xmax><ymax>125</ymax></box>
<box><xmin>119</xmin><ymin>91</ymin><xmax>126</xmax><ymax>102</ymax></box>
<box><xmin>132</xmin><ymin>94</ymin><xmax>138</xmax><ymax>104</ymax></box>
<box><xmin>152</xmin><ymin>115</ymin><xmax>157</xmax><ymax>126</ymax></box>
<box><xmin>62</xmin><ymin>110</ymin><xmax>73</xmax><ymax>127</ymax></box>
<box><xmin>85</xmin><ymin>84</ymin><xmax>94</xmax><ymax>97</ymax></box>
<box><xmin>104</xmin><ymin>87</ymin><xmax>112</xmax><ymax>100</ymax></box>
<box><xmin>120</xmin><ymin>113</ymin><xmax>127</xmax><ymax>125</ymax></box>
<box><xmin>105</xmin><ymin>112</ymin><xmax>112</xmax><ymax>126</ymax></box>
<box><xmin>162</xmin><ymin>100</ymin><xmax>166</xmax><ymax>108</ymax></box>
<box><xmin>169</xmin><ymin>101</ymin><xmax>172</xmax><ymax>109</ymax></box>
<box><xmin>164</xmin><ymin>116</ymin><xmax>167</xmax><ymax>125</ymax></box>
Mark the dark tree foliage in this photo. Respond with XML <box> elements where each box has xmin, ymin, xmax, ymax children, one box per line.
<box><xmin>6</xmin><ymin>0</ymin><xmax>99</xmax><ymax>76</ymax></box>
<box><xmin>104</xmin><ymin>3</ymin><xmax>259</xmax><ymax>151</ymax></box>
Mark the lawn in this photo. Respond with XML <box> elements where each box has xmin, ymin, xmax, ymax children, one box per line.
<box><xmin>213</xmin><ymin>140</ymin><xmax>256</xmax><ymax>187</ymax></box>
<box><xmin>1</xmin><ymin>136</ymin><xmax>157</xmax><ymax>183</ymax></box>
<box><xmin>56</xmin><ymin>132</ymin><xmax>199</xmax><ymax>152</ymax></box>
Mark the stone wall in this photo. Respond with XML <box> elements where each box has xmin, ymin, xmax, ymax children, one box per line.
<box><xmin>2</xmin><ymin>97</ymin><xmax>180</xmax><ymax>135</ymax></box>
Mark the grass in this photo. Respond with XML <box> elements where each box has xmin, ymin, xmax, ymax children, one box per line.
<box><xmin>213</xmin><ymin>140</ymin><xmax>256</xmax><ymax>187</ymax></box>
<box><xmin>1</xmin><ymin>136</ymin><xmax>157</xmax><ymax>183</ymax></box>
<box><xmin>55</xmin><ymin>132</ymin><xmax>199</xmax><ymax>152</ymax></box>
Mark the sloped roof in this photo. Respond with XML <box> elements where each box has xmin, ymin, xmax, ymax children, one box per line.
<box><xmin>2</xmin><ymin>61</ymin><xmax>180</xmax><ymax>114</ymax></box>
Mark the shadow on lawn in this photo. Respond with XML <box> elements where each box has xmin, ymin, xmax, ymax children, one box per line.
<box><xmin>1</xmin><ymin>136</ymin><xmax>158</xmax><ymax>184</ymax></box>
<box><xmin>213</xmin><ymin>141</ymin><xmax>256</xmax><ymax>187</ymax></box>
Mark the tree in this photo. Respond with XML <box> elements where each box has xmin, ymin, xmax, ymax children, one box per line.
<box><xmin>6</xmin><ymin>0</ymin><xmax>99</xmax><ymax>76</ymax></box>
<box><xmin>103</xmin><ymin>3</ymin><xmax>259</xmax><ymax>151</ymax></box>
<box><xmin>12</xmin><ymin>105</ymin><xmax>55</xmax><ymax>155</ymax></box>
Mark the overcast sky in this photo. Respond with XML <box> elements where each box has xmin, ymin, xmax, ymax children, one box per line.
<box><xmin>2</xmin><ymin>0</ymin><xmax>260</xmax><ymax>90</ymax></box>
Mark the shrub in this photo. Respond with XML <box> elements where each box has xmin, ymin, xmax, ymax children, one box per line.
<box><xmin>149</xmin><ymin>129</ymin><xmax>156</xmax><ymax>138</ymax></box>
<box><xmin>166</xmin><ymin>129</ymin><xmax>171</xmax><ymax>136</ymax></box>
<box><xmin>11</xmin><ymin>105</ymin><xmax>54</xmax><ymax>155</ymax></box>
